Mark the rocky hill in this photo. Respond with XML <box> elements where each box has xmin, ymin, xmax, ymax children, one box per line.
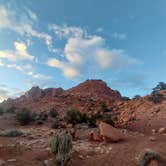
<box><xmin>0</xmin><ymin>79</ymin><xmax>122</xmax><ymax>115</ymax></box>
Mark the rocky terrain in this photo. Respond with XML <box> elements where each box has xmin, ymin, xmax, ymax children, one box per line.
<box><xmin>0</xmin><ymin>80</ymin><xmax>166</xmax><ymax>166</ymax></box>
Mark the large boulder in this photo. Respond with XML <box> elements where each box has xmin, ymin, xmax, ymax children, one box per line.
<box><xmin>98</xmin><ymin>122</ymin><xmax>124</xmax><ymax>142</ymax></box>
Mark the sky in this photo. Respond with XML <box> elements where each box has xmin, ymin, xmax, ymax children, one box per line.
<box><xmin>0</xmin><ymin>0</ymin><xmax>166</xmax><ymax>102</ymax></box>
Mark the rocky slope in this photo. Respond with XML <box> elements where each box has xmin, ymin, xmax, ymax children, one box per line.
<box><xmin>0</xmin><ymin>79</ymin><xmax>122</xmax><ymax>115</ymax></box>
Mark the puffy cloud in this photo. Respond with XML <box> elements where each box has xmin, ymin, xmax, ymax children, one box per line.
<box><xmin>0</xmin><ymin>5</ymin><xmax>52</xmax><ymax>45</ymax></box>
<box><xmin>47</xmin><ymin>34</ymin><xmax>140</xmax><ymax>79</ymax></box>
<box><xmin>0</xmin><ymin>42</ymin><xmax>34</xmax><ymax>61</ymax></box>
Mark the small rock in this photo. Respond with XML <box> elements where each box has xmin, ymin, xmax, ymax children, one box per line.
<box><xmin>152</xmin><ymin>129</ymin><xmax>156</xmax><ymax>134</ymax></box>
<box><xmin>7</xmin><ymin>159</ymin><xmax>17</xmax><ymax>162</ymax></box>
<box><xmin>149</xmin><ymin>136</ymin><xmax>156</xmax><ymax>142</ymax></box>
<box><xmin>0</xmin><ymin>159</ymin><xmax>6</xmax><ymax>166</ymax></box>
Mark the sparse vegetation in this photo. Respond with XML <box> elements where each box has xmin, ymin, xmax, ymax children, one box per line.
<box><xmin>0</xmin><ymin>107</ymin><xmax>3</xmax><ymax>115</ymax></box>
<box><xmin>64</xmin><ymin>109</ymin><xmax>87</xmax><ymax>125</ymax></box>
<box><xmin>133</xmin><ymin>95</ymin><xmax>141</xmax><ymax>100</ymax></box>
<box><xmin>49</xmin><ymin>109</ymin><xmax>59</xmax><ymax>118</ymax></box>
<box><xmin>50</xmin><ymin>132</ymin><xmax>72</xmax><ymax>166</ymax></box>
<box><xmin>51</xmin><ymin>119</ymin><xmax>61</xmax><ymax>129</ymax></box>
<box><xmin>148</xmin><ymin>92</ymin><xmax>164</xmax><ymax>104</ymax></box>
<box><xmin>0</xmin><ymin>129</ymin><xmax>24</xmax><ymax>137</ymax></box>
<box><xmin>137</xmin><ymin>150</ymin><xmax>161</xmax><ymax>166</ymax></box>
<box><xmin>153</xmin><ymin>82</ymin><xmax>166</xmax><ymax>92</ymax></box>
<box><xmin>101</xmin><ymin>103</ymin><xmax>110</xmax><ymax>112</ymax></box>
<box><xmin>87</xmin><ymin>112</ymin><xmax>114</xmax><ymax>127</ymax></box>
<box><xmin>101</xmin><ymin>114</ymin><xmax>115</xmax><ymax>127</ymax></box>
<box><xmin>6</xmin><ymin>106</ymin><xmax>16</xmax><ymax>114</ymax></box>
<box><xmin>122</xmin><ymin>96</ymin><xmax>130</xmax><ymax>101</ymax></box>
<box><xmin>16</xmin><ymin>108</ymin><xmax>34</xmax><ymax>125</ymax></box>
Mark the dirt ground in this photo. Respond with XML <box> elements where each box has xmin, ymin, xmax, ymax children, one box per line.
<box><xmin>0</xmin><ymin>114</ymin><xmax>166</xmax><ymax>166</ymax></box>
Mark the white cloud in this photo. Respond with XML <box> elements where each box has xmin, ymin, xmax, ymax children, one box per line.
<box><xmin>0</xmin><ymin>5</ymin><xmax>52</xmax><ymax>46</ymax></box>
<box><xmin>0</xmin><ymin>84</ymin><xmax>24</xmax><ymax>102</ymax></box>
<box><xmin>47</xmin><ymin>35</ymin><xmax>141</xmax><ymax>78</ymax></box>
<box><xmin>0</xmin><ymin>42</ymin><xmax>34</xmax><ymax>61</ymax></box>
<box><xmin>49</xmin><ymin>24</ymin><xmax>87</xmax><ymax>39</ymax></box>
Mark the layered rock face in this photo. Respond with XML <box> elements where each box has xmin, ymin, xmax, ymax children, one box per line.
<box><xmin>0</xmin><ymin>80</ymin><xmax>122</xmax><ymax>115</ymax></box>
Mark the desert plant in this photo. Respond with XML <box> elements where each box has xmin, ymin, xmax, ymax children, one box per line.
<box><xmin>87</xmin><ymin>112</ymin><xmax>102</xmax><ymax>127</ymax></box>
<box><xmin>0</xmin><ymin>129</ymin><xmax>24</xmax><ymax>137</ymax></box>
<box><xmin>153</xmin><ymin>82</ymin><xmax>166</xmax><ymax>92</ymax></box>
<box><xmin>49</xmin><ymin>109</ymin><xmax>59</xmax><ymax>118</ymax></box>
<box><xmin>137</xmin><ymin>150</ymin><xmax>161</xmax><ymax>166</ymax></box>
<box><xmin>101</xmin><ymin>114</ymin><xmax>115</xmax><ymax>127</ymax></box>
<box><xmin>51</xmin><ymin>119</ymin><xmax>61</xmax><ymax>129</ymax></box>
<box><xmin>16</xmin><ymin>108</ymin><xmax>34</xmax><ymax>125</ymax></box>
<box><xmin>6</xmin><ymin>106</ymin><xmax>16</xmax><ymax>114</ymax></box>
<box><xmin>101</xmin><ymin>103</ymin><xmax>110</xmax><ymax>112</ymax></box>
<box><xmin>64</xmin><ymin>109</ymin><xmax>87</xmax><ymax>125</ymax></box>
<box><xmin>0</xmin><ymin>107</ymin><xmax>3</xmax><ymax>115</ymax></box>
<box><xmin>148</xmin><ymin>92</ymin><xmax>164</xmax><ymax>104</ymax></box>
<box><xmin>122</xmin><ymin>96</ymin><xmax>130</xmax><ymax>101</ymax></box>
<box><xmin>133</xmin><ymin>95</ymin><xmax>141</xmax><ymax>100</ymax></box>
<box><xmin>50</xmin><ymin>132</ymin><xmax>72</xmax><ymax>166</ymax></box>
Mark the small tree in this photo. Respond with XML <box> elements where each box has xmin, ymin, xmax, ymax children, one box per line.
<box><xmin>16</xmin><ymin>108</ymin><xmax>34</xmax><ymax>125</ymax></box>
<box><xmin>153</xmin><ymin>82</ymin><xmax>166</xmax><ymax>92</ymax></box>
<box><xmin>101</xmin><ymin>103</ymin><xmax>110</xmax><ymax>112</ymax></box>
<box><xmin>50</xmin><ymin>132</ymin><xmax>72</xmax><ymax>166</ymax></box>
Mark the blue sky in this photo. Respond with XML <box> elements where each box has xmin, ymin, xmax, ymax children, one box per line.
<box><xmin>0</xmin><ymin>0</ymin><xmax>166</xmax><ymax>101</ymax></box>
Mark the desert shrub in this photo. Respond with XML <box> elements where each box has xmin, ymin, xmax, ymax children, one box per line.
<box><xmin>0</xmin><ymin>107</ymin><xmax>3</xmax><ymax>115</ymax></box>
<box><xmin>101</xmin><ymin>114</ymin><xmax>115</xmax><ymax>127</ymax></box>
<box><xmin>87</xmin><ymin>112</ymin><xmax>102</xmax><ymax>127</ymax></box>
<box><xmin>0</xmin><ymin>129</ymin><xmax>24</xmax><ymax>137</ymax></box>
<box><xmin>6</xmin><ymin>106</ymin><xmax>16</xmax><ymax>114</ymax></box>
<box><xmin>37</xmin><ymin>112</ymin><xmax>48</xmax><ymax>121</ymax></box>
<box><xmin>133</xmin><ymin>95</ymin><xmax>141</xmax><ymax>100</ymax></box>
<box><xmin>51</xmin><ymin>119</ymin><xmax>61</xmax><ymax>129</ymax></box>
<box><xmin>49</xmin><ymin>109</ymin><xmax>59</xmax><ymax>118</ymax></box>
<box><xmin>153</xmin><ymin>82</ymin><xmax>166</xmax><ymax>92</ymax></box>
<box><xmin>148</xmin><ymin>92</ymin><xmax>164</xmax><ymax>104</ymax></box>
<box><xmin>101</xmin><ymin>103</ymin><xmax>110</xmax><ymax>112</ymax></box>
<box><xmin>137</xmin><ymin>150</ymin><xmax>161</xmax><ymax>166</ymax></box>
<box><xmin>88</xmin><ymin>112</ymin><xmax>114</xmax><ymax>127</ymax></box>
<box><xmin>64</xmin><ymin>109</ymin><xmax>87</xmax><ymax>125</ymax></box>
<box><xmin>50</xmin><ymin>132</ymin><xmax>72</xmax><ymax>166</ymax></box>
<box><xmin>122</xmin><ymin>96</ymin><xmax>130</xmax><ymax>101</ymax></box>
<box><xmin>16</xmin><ymin>108</ymin><xmax>34</xmax><ymax>125</ymax></box>
<box><xmin>36</xmin><ymin>120</ymin><xmax>44</xmax><ymax>125</ymax></box>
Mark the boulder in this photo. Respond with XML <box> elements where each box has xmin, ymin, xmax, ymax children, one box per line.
<box><xmin>98</xmin><ymin>122</ymin><xmax>124</xmax><ymax>142</ymax></box>
<box><xmin>158</xmin><ymin>127</ymin><xmax>166</xmax><ymax>134</ymax></box>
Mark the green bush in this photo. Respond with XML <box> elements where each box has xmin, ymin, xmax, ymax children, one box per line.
<box><xmin>87</xmin><ymin>112</ymin><xmax>102</xmax><ymax>127</ymax></box>
<box><xmin>50</xmin><ymin>132</ymin><xmax>72</xmax><ymax>166</ymax></box>
<box><xmin>0</xmin><ymin>129</ymin><xmax>24</xmax><ymax>137</ymax></box>
<box><xmin>64</xmin><ymin>109</ymin><xmax>87</xmax><ymax>125</ymax></box>
<box><xmin>51</xmin><ymin>119</ymin><xmax>61</xmax><ymax>129</ymax></box>
<box><xmin>87</xmin><ymin>112</ymin><xmax>114</xmax><ymax>127</ymax></box>
<box><xmin>16</xmin><ymin>108</ymin><xmax>34</xmax><ymax>125</ymax></box>
<box><xmin>148</xmin><ymin>92</ymin><xmax>164</xmax><ymax>104</ymax></box>
<box><xmin>101</xmin><ymin>114</ymin><xmax>115</xmax><ymax>127</ymax></box>
<box><xmin>137</xmin><ymin>150</ymin><xmax>161</xmax><ymax>166</ymax></box>
<box><xmin>49</xmin><ymin>109</ymin><xmax>59</xmax><ymax>118</ymax></box>
<box><xmin>101</xmin><ymin>103</ymin><xmax>110</xmax><ymax>112</ymax></box>
<box><xmin>6</xmin><ymin>106</ymin><xmax>16</xmax><ymax>114</ymax></box>
<box><xmin>0</xmin><ymin>107</ymin><xmax>3</xmax><ymax>115</ymax></box>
